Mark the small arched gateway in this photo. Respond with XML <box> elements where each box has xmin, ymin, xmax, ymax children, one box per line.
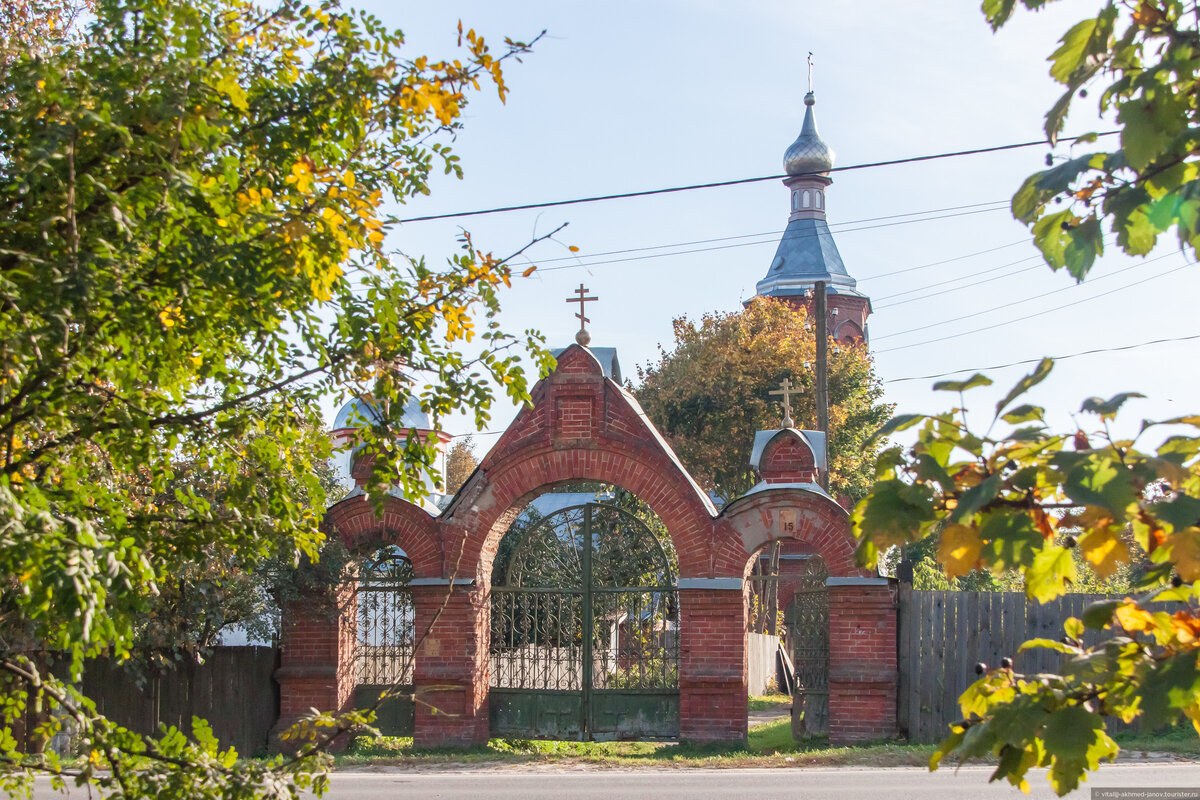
<box><xmin>275</xmin><ymin>345</ymin><xmax>897</xmax><ymax>748</ymax></box>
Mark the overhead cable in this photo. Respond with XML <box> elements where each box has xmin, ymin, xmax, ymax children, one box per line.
<box><xmin>400</xmin><ymin>132</ymin><xmax>1118</xmax><ymax>223</ymax></box>
<box><xmin>884</xmin><ymin>331</ymin><xmax>1200</xmax><ymax>384</ymax></box>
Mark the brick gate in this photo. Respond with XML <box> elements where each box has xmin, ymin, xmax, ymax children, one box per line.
<box><xmin>275</xmin><ymin>344</ymin><xmax>897</xmax><ymax>748</ymax></box>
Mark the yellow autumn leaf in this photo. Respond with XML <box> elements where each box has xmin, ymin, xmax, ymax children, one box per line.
<box><xmin>1077</xmin><ymin>527</ymin><xmax>1130</xmax><ymax>578</ymax></box>
<box><xmin>1167</xmin><ymin>527</ymin><xmax>1200</xmax><ymax>582</ymax></box>
<box><xmin>214</xmin><ymin>73</ymin><xmax>248</xmax><ymax>112</ymax></box>
<box><xmin>1114</xmin><ymin>601</ymin><xmax>1156</xmax><ymax>633</ymax></box>
<box><xmin>342</xmin><ymin>170</ymin><xmax>356</xmax><ymax>188</ymax></box>
<box><xmin>938</xmin><ymin>523</ymin><xmax>982</xmax><ymax>580</ymax></box>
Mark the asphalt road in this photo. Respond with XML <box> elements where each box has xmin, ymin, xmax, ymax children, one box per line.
<box><xmin>26</xmin><ymin>763</ymin><xmax>1200</xmax><ymax>799</ymax></box>
<box><xmin>314</xmin><ymin>764</ymin><xmax>1200</xmax><ymax>800</ymax></box>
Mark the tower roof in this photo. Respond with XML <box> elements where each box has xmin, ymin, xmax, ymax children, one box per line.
<box><xmin>783</xmin><ymin>92</ymin><xmax>834</xmax><ymax>176</ymax></box>
<box><xmin>756</xmin><ymin>217</ymin><xmax>864</xmax><ymax>298</ymax></box>
<box><xmin>756</xmin><ymin>87</ymin><xmax>866</xmax><ymax>301</ymax></box>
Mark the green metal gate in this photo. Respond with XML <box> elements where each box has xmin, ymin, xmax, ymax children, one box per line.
<box><xmin>354</xmin><ymin>547</ymin><xmax>415</xmax><ymax>735</ymax></box>
<box><xmin>784</xmin><ymin>554</ymin><xmax>829</xmax><ymax>736</ymax></box>
<box><xmin>489</xmin><ymin>503</ymin><xmax>679</xmax><ymax>740</ymax></box>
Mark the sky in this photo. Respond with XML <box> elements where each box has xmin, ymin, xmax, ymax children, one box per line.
<box><xmin>348</xmin><ymin>0</ymin><xmax>1200</xmax><ymax>456</ymax></box>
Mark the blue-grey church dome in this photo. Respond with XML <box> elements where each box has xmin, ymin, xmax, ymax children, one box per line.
<box><xmin>783</xmin><ymin>92</ymin><xmax>834</xmax><ymax>176</ymax></box>
<box><xmin>333</xmin><ymin>396</ymin><xmax>430</xmax><ymax>431</ymax></box>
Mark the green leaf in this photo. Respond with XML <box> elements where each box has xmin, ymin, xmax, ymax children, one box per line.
<box><xmin>1027</xmin><ymin>545</ymin><xmax>1078</xmax><ymax>603</ymax></box>
<box><xmin>1116</xmin><ymin>206</ymin><xmax>1160</xmax><ymax>255</ymax></box>
<box><xmin>995</xmin><ymin>359</ymin><xmax>1055</xmax><ymax>419</ymax></box>
<box><xmin>1048</xmin><ymin>15</ymin><xmax>1108</xmax><ymax>83</ymax></box>
<box><xmin>1063</xmin><ymin>214</ymin><xmax>1104</xmax><ymax>280</ymax></box>
<box><xmin>982</xmin><ymin>0</ymin><xmax>1018</xmax><ymax>30</ymax></box>
<box><xmin>1119</xmin><ymin>99</ymin><xmax>1172</xmax><ymax>172</ymax></box>
<box><xmin>1150</xmin><ymin>493</ymin><xmax>1200</xmax><ymax>531</ymax></box>
<box><xmin>1062</xmin><ymin>453</ymin><xmax>1137</xmax><ymax>517</ymax></box>
<box><xmin>932</xmin><ymin>374</ymin><xmax>993</xmax><ymax>392</ymax></box>
<box><xmin>949</xmin><ymin>470</ymin><xmax>1004</xmax><ymax>523</ymax></box>
<box><xmin>1032</xmin><ymin>211</ymin><xmax>1073</xmax><ymax>269</ymax></box>
<box><xmin>1136</xmin><ymin>650</ymin><xmax>1200</xmax><ymax>730</ymax></box>
<box><xmin>1041</xmin><ymin>706</ymin><xmax>1117</xmax><ymax>795</ymax></box>
<box><xmin>852</xmin><ymin>479</ymin><xmax>936</xmax><ymax>563</ymax></box>
<box><xmin>873</xmin><ymin>413</ymin><xmax>926</xmax><ymax>441</ymax></box>
<box><xmin>1081</xmin><ymin>599</ymin><xmax>1121</xmax><ymax>629</ymax></box>
<box><xmin>1019</xmin><ymin>637</ymin><xmax>1081</xmax><ymax>654</ymax></box>
<box><xmin>1080</xmin><ymin>392</ymin><xmax>1145</xmax><ymax>420</ymax></box>
<box><xmin>981</xmin><ymin>513</ymin><xmax>1042</xmax><ymax>571</ymax></box>
<box><xmin>1002</xmin><ymin>404</ymin><xmax>1045</xmax><ymax>424</ymax></box>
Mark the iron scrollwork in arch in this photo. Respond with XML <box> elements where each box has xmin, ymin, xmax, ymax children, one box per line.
<box><xmin>354</xmin><ymin>546</ymin><xmax>415</xmax><ymax>686</ymax></box>
<box><xmin>490</xmin><ymin>503</ymin><xmax>679</xmax><ymax>694</ymax></box>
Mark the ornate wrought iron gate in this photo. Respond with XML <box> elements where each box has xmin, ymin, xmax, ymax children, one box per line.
<box><xmin>784</xmin><ymin>555</ymin><xmax>829</xmax><ymax>735</ymax></box>
<box><xmin>354</xmin><ymin>547</ymin><xmax>415</xmax><ymax>735</ymax></box>
<box><xmin>490</xmin><ymin>503</ymin><xmax>679</xmax><ymax>740</ymax></box>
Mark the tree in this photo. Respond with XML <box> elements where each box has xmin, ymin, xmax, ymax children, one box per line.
<box><xmin>0</xmin><ymin>0</ymin><xmax>93</xmax><ymax>66</ymax></box>
<box><xmin>635</xmin><ymin>297</ymin><xmax>892</xmax><ymax>503</ymax></box>
<box><xmin>445</xmin><ymin>435</ymin><xmax>480</xmax><ymax>494</ymax></box>
<box><xmin>991</xmin><ymin>0</ymin><xmax>1200</xmax><ymax>275</ymax></box>
<box><xmin>854</xmin><ymin>3</ymin><xmax>1200</xmax><ymax>792</ymax></box>
<box><xmin>854</xmin><ymin>370</ymin><xmax>1200</xmax><ymax>794</ymax></box>
<box><xmin>0</xmin><ymin>0</ymin><xmax>550</xmax><ymax>796</ymax></box>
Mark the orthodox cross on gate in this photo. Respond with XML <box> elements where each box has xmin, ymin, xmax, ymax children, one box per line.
<box><xmin>770</xmin><ymin>376</ymin><xmax>796</xmax><ymax>429</ymax></box>
<box><xmin>566</xmin><ymin>283</ymin><xmax>598</xmax><ymax>346</ymax></box>
<box><xmin>807</xmin><ymin>52</ymin><xmax>814</xmax><ymax>92</ymax></box>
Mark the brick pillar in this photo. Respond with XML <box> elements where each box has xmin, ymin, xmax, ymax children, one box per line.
<box><xmin>273</xmin><ymin>583</ymin><xmax>358</xmax><ymax>751</ymax></box>
<box><xmin>678</xmin><ymin>580</ymin><xmax>747</xmax><ymax>743</ymax></box>
<box><xmin>411</xmin><ymin>580</ymin><xmax>490</xmax><ymax>747</ymax></box>
<box><xmin>827</xmin><ymin>578</ymin><xmax>898</xmax><ymax>744</ymax></box>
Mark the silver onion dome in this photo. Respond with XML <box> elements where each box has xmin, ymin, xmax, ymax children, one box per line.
<box><xmin>783</xmin><ymin>91</ymin><xmax>835</xmax><ymax>176</ymax></box>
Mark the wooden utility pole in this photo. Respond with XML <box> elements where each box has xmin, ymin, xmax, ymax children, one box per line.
<box><xmin>814</xmin><ymin>281</ymin><xmax>830</xmax><ymax>490</ymax></box>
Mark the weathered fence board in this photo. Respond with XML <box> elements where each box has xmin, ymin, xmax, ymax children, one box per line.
<box><xmin>80</xmin><ymin>647</ymin><xmax>279</xmax><ymax>756</ymax></box>
<box><xmin>898</xmin><ymin>590</ymin><xmax>1180</xmax><ymax>744</ymax></box>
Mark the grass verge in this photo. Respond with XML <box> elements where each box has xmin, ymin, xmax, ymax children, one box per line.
<box><xmin>335</xmin><ymin>719</ymin><xmax>936</xmax><ymax>769</ymax></box>
<box><xmin>747</xmin><ymin>694</ymin><xmax>793</xmax><ymax>713</ymax></box>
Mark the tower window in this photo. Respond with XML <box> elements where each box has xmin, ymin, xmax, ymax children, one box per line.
<box><xmin>815</xmin><ymin>191</ymin><xmax>823</xmax><ymax>210</ymax></box>
<box><xmin>802</xmin><ymin>190</ymin><xmax>811</xmax><ymax>208</ymax></box>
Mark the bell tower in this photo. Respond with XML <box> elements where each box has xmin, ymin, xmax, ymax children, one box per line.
<box><xmin>751</xmin><ymin>64</ymin><xmax>871</xmax><ymax>344</ymax></box>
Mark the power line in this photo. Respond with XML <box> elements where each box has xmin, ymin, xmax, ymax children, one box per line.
<box><xmin>529</xmin><ymin>199</ymin><xmax>1008</xmax><ymax>267</ymax></box>
<box><xmin>884</xmin><ymin>331</ymin><xmax>1200</xmax><ymax>384</ymax></box>
<box><xmin>535</xmin><ymin>205</ymin><xmax>1010</xmax><ymax>274</ymax></box>
<box><xmin>874</xmin><ymin>251</ymin><xmax>1170</xmax><ymax>341</ymax></box>
<box><xmin>874</xmin><ymin>234</ymin><xmax>1119</xmax><ymax>308</ymax></box>
<box><xmin>875</xmin><ymin>257</ymin><xmax>1196</xmax><ymax>354</ymax></box>
<box><xmin>454</xmin><ymin>326</ymin><xmax>1200</xmax><ymax>436</ymax></box>
<box><xmin>858</xmin><ymin>238</ymin><xmax>1029</xmax><ymax>283</ymax></box>
<box><xmin>873</xmin><ymin>255</ymin><xmax>1045</xmax><ymax>306</ymax></box>
<box><xmin>399</xmin><ymin>132</ymin><xmax>1118</xmax><ymax>223</ymax></box>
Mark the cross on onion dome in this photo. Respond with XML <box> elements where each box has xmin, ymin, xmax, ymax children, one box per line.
<box><xmin>565</xmin><ymin>283</ymin><xmax>598</xmax><ymax>346</ymax></box>
<box><xmin>770</xmin><ymin>376</ymin><xmax>796</xmax><ymax>429</ymax></box>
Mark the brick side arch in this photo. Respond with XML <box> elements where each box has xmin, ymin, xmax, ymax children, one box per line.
<box><xmin>323</xmin><ymin>493</ymin><xmax>442</xmax><ymax>578</ymax></box>
<box><xmin>438</xmin><ymin>344</ymin><xmax>717</xmax><ymax>581</ymax></box>
<box><xmin>713</xmin><ymin>487</ymin><xmax>865</xmax><ymax>578</ymax></box>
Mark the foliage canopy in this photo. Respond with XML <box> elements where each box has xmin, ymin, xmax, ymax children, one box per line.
<box><xmin>855</xmin><ymin>2</ymin><xmax>1200</xmax><ymax>792</ymax></box>
<box><xmin>0</xmin><ymin>0</ymin><xmax>548</xmax><ymax>795</ymax></box>
<box><xmin>635</xmin><ymin>297</ymin><xmax>891</xmax><ymax>503</ymax></box>
<box><xmin>990</xmin><ymin>0</ymin><xmax>1200</xmax><ymax>277</ymax></box>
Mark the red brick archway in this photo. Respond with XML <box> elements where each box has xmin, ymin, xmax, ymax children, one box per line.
<box><xmin>717</xmin><ymin>489</ymin><xmax>897</xmax><ymax>743</ymax></box>
<box><xmin>275</xmin><ymin>344</ymin><xmax>896</xmax><ymax>749</ymax></box>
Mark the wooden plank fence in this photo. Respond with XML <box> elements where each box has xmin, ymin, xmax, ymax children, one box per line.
<box><xmin>898</xmin><ymin>587</ymin><xmax>1177</xmax><ymax>744</ymax></box>
<box><xmin>79</xmin><ymin>646</ymin><xmax>280</xmax><ymax>756</ymax></box>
